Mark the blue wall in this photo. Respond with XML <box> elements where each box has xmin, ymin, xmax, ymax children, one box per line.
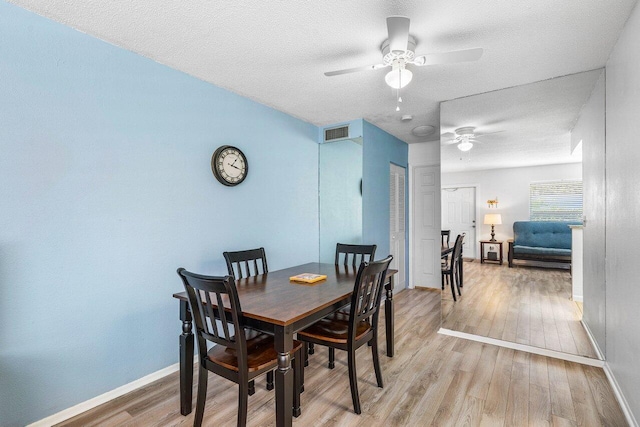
<box><xmin>362</xmin><ymin>121</ymin><xmax>409</xmax><ymax>283</ymax></box>
<box><xmin>0</xmin><ymin>3</ymin><xmax>319</xmax><ymax>425</ymax></box>
<box><xmin>319</xmin><ymin>139</ymin><xmax>363</xmax><ymax>263</ymax></box>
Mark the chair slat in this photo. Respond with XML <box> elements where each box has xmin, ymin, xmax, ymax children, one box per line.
<box><xmin>224</xmin><ymin>248</ymin><xmax>268</xmax><ymax>280</ymax></box>
<box><xmin>335</xmin><ymin>243</ymin><xmax>377</xmax><ymax>268</ymax></box>
<box><xmin>203</xmin><ymin>292</ymin><xmax>219</xmax><ymax>340</ymax></box>
<box><xmin>216</xmin><ymin>292</ymin><xmax>232</xmax><ymax>342</ymax></box>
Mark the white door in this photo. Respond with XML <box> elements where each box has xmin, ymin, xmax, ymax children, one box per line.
<box><xmin>441</xmin><ymin>187</ymin><xmax>476</xmax><ymax>259</ymax></box>
<box><xmin>412</xmin><ymin>165</ymin><xmax>440</xmax><ymax>288</ymax></box>
<box><xmin>390</xmin><ymin>164</ymin><xmax>406</xmax><ymax>288</ymax></box>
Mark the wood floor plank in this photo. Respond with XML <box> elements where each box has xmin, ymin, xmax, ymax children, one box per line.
<box><xmin>582</xmin><ymin>365</ymin><xmax>628</xmax><ymax>427</ymax></box>
<box><xmin>529</xmin><ymin>383</ymin><xmax>552</xmax><ymax>427</ymax></box>
<box><xmin>504</xmin><ymin>351</ymin><xmax>529</xmax><ymax>426</ymax></box>
<box><xmin>467</xmin><ymin>344</ymin><xmax>500</xmax><ymax>400</ymax></box>
<box><xmin>480</xmin><ymin>346</ymin><xmax>515</xmax><ymax>426</ymax></box>
<box><xmin>431</xmin><ymin>370</ymin><xmax>475</xmax><ymax>427</ymax></box>
<box><xmin>547</xmin><ymin>358</ymin><xmax>577</xmax><ymax>422</ymax></box>
<box><xmin>455</xmin><ymin>395</ymin><xmax>485</xmax><ymax>427</ymax></box>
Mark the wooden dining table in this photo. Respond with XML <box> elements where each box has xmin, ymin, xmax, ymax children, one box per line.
<box><xmin>173</xmin><ymin>262</ymin><xmax>397</xmax><ymax>427</ymax></box>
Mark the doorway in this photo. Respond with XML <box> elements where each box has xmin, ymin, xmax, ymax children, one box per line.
<box><xmin>441</xmin><ymin>186</ymin><xmax>476</xmax><ymax>259</ymax></box>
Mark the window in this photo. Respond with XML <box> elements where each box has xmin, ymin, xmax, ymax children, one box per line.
<box><xmin>529</xmin><ymin>180</ymin><xmax>583</xmax><ymax>221</ymax></box>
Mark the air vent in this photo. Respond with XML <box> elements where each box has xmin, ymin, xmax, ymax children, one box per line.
<box><xmin>324</xmin><ymin>125</ymin><xmax>349</xmax><ymax>142</ymax></box>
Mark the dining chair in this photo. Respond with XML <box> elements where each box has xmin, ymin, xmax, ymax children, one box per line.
<box><xmin>317</xmin><ymin>243</ymin><xmax>378</xmax><ymax>367</ymax></box>
<box><xmin>441</xmin><ymin>230</ymin><xmax>452</xmax><ymax>272</ymax></box>
<box><xmin>306</xmin><ymin>243</ymin><xmax>378</xmax><ymax>362</ymax></box>
<box><xmin>223</xmin><ymin>247</ymin><xmax>274</xmax><ymax>393</ymax></box>
<box><xmin>442</xmin><ymin>234</ymin><xmax>464</xmax><ymax>301</ymax></box>
<box><xmin>335</xmin><ymin>243</ymin><xmax>377</xmax><ymax>267</ymax></box>
<box><xmin>297</xmin><ymin>255</ymin><xmax>393</xmax><ymax>414</ymax></box>
<box><xmin>177</xmin><ymin>268</ymin><xmax>304</xmax><ymax>426</ymax></box>
<box><xmin>223</xmin><ymin>247</ymin><xmax>268</xmax><ymax>279</ymax></box>
<box><xmin>458</xmin><ymin>233</ymin><xmax>466</xmax><ymax>288</ymax></box>
<box><xmin>441</xmin><ymin>230</ymin><xmax>451</xmax><ymax>248</ymax></box>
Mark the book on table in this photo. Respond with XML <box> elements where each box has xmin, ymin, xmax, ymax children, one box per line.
<box><xmin>289</xmin><ymin>273</ymin><xmax>327</xmax><ymax>284</ymax></box>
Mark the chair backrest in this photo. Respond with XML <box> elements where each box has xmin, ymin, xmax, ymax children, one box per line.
<box><xmin>223</xmin><ymin>247</ymin><xmax>268</xmax><ymax>280</ymax></box>
<box><xmin>335</xmin><ymin>243</ymin><xmax>377</xmax><ymax>267</ymax></box>
<box><xmin>349</xmin><ymin>255</ymin><xmax>393</xmax><ymax>339</ymax></box>
<box><xmin>441</xmin><ymin>230</ymin><xmax>451</xmax><ymax>247</ymax></box>
<box><xmin>451</xmin><ymin>234</ymin><xmax>465</xmax><ymax>270</ymax></box>
<box><xmin>177</xmin><ymin>268</ymin><xmax>247</xmax><ymax>365</ymax></box>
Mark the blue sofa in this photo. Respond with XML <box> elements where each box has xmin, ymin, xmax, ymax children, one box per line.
<box><xmin>507</xmin><ymin>221</ymin><xmax>580</xmax><ymax>268</ymax></box>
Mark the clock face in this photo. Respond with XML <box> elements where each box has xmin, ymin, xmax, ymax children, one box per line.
<box><xmin>211</xmin><ymin>146</ymin><xmax>248</xmax><ymax>186</ymax></box>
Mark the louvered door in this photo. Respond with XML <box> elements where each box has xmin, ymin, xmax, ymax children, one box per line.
<box><xmin>389</xmin><ymin>164</ymin><xmax>406</xmax><ymax>288</ymax></box>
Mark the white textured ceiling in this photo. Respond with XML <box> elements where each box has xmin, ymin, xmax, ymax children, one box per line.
<box><xmin>440</xmin><ymin>69</ymin><xmax>603</xmax><ymax>173</ymax></box>
<box><xmin>7</xmin><ymin>0</ymin><xmax>637</xmax><ymax>145</ymax></box>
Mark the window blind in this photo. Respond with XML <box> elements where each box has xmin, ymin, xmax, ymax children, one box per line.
<box><xmin>529</xmin><ymin>180</ymin><xmax>583</xmax><ymax>221</ymax></box>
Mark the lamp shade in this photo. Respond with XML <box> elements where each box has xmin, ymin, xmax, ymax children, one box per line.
<box><xmin>484</xmin><ymin>213</ymin><xmax>502</xmax><ymax>225</ymax></box>
<box><xmin>457</xmin><ymin>141</ymin><xmax>473</xmax><ymax>152</ymax></box>
<box><xmin>385</xmin><ymin>66</ymin><xmax>413</xmax><ymax>89</ymax></box>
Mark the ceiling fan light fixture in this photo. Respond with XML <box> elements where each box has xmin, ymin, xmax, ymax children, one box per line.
<box><xmin>385</xmin><ymin>65</ymin><xmax>413</xmax><ymax>89</ymax></box>
<box><xmin>457</xmin><ymin>141</ymin><xmax>474</xmax><ymax>152</ymax></box>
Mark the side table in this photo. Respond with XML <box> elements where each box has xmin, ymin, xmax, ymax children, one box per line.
<box><xmin>480</xmin><ymin>240</ymin><xmax>503</xmax><ymax>265</ymax></box>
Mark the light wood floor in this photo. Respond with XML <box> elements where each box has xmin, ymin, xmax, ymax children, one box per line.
<box><xmin>57</xmin><ymin>289</ymin><xmax>626</xmax><ymax>427</ymax></box>
<box><xmin>442</xmin><ymin>261</ymin><xmax>599</xmax><ymax>359</ymax></box>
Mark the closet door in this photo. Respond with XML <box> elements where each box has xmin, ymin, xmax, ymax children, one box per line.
<box><xmin>390</xmin><ymin>164</ymin><xmax>406</xmax><ymax>288</ymax></box>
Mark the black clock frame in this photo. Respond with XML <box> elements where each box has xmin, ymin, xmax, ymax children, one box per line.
<box><xmin>211</xmin><ymin>145</ymin><xmax>248</xmax><ymax>187</ymax></box>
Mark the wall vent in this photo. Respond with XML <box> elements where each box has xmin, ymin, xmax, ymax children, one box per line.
<box><xmin>324</xmin><ymin>125</ymin><xmax>349</xmax><ymax>142</ymax></box>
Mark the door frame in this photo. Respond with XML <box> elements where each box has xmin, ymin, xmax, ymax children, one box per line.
<box><xmin>441</xmin><ymin>183</ymin><xmax>481</xmax><ymax>260</ymax></box>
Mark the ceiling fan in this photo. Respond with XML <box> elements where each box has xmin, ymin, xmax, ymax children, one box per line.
<box><xmin>441</xmin><ymin>127</ymin><xmax>503</xmax><ymax>152</ymax></box>
<box><xmin>324</xmin><ymin>16</ymin><xmax>483</xmax><ymax>108</ymax></box>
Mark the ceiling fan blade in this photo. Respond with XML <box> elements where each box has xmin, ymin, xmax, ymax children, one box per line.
<box><xmin>387</xmin><ymin>16</ymin><xmax>410</xmax><ymax>54</ymax></box>
<box><xmin>412</xmin><ymin>48</ymin><xmax>483</xmax><ymax>66</ymax></box>
<box><xmin>475</xmin><ymin>130</ymin><xmax>505</xmax><ymax>138</ymax></box>
<box><xmin>324</xmin><ymin>64</ymin><xmax>386</xmax><ymax>77</ymax></box>
<box><xmin>441</xmin><ymin>132</ymin><xmax>457</xmax><ymax>144</ymax></box>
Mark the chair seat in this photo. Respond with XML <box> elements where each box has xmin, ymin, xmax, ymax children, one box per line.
<box><xmin>298</xmin><ymin>312</ymin><xmax>371</xmax><ymax>344</ymax></box>
<box><xmin>207</xmin><ymin>332</ymin><xmax>303</xmax><ymax>372</ymax></box>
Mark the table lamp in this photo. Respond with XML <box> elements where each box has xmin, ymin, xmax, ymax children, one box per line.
<box><xmin>484</xmin><ymin>213</ymin><xmax>502</xmax><ymax>242</ymax></box>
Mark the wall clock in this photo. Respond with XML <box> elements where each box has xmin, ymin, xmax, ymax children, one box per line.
<box><xmin>211</xmin><ymin>145</ymin><xmax>248</xmax><ymax>186</ymax></box>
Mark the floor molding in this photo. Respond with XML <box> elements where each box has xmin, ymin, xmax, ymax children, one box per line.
<box><xmin>603</xmin><ymin>363</ymin><xmax>639</xmax><ymax>427</ymax></box>
<box><xmin>26</xmin><ymin>357</ymin><xmax>196</xmax><ymax>427</ymax></box>
<box><xmin>438</xmin><ymin>328</ymin><xmax>605</xmax><ymax>367</ymax></box>
<box><xmin>580</xmin><ymin>319</ymin><xmax>605</xmax><ymax>361</ymax></box>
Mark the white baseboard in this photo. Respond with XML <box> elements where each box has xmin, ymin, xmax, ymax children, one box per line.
<box><xmin>604</xmin><ymin>363</ymin><xmax>639</xmax><ymax>427</ymax></box>
<box><xmin>580</xmin><ymin>320</ymin><xmax>605</xmax><ymax>361</ymax></box>
<box><xmin>438</xmin><ymin>328</ymin><xmax>604</xmax><ymax>367</ymax></box>
<box><xmin>27</xmin><ymin>357</ymin><xmax>197</xmax><ymax>427</ymax></box>
<box><xmin>572</xmin><ymin>295</ymin><xmax>584</xmax><ymax>302</ymax></box>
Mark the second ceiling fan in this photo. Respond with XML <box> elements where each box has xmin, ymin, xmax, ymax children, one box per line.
<box><xmin>325</xmin><ymin>16</ymin><xmax>484</xmax><ymax>107</ymax></box>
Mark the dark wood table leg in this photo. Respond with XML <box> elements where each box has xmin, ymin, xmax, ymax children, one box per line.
<box><xmin>274</xmin><ymin>326</ymin><xmax>294</xmax><ymax>427</ymax></box>
<box><xmin>179</xmin><ymin>300</ymin><xmax>194</xmax><ymax>415</ymax></box>
<box><xmin>384</xmin><ymin>275</ymin><xmax>395</xmax><ymax>357</ymax></box>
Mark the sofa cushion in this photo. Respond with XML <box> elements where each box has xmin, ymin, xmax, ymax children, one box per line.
<box><xmin>513</xmin><ymin>245</ymin><xmax>572</xmax><ymax>257</ymax></box>
<box><xmin>512</xmin><ymin>221</ymin><xmax>579</xmax><ymax>250</ymax></box>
